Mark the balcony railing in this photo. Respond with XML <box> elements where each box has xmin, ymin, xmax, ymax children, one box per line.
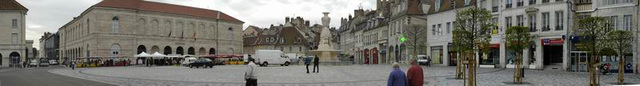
<box><xmin>542</xmin><ymin>26</ymin><xmax>551</xmax><ymax>31</ymax></box>
<box><xmin>529</xmin><ymin>27</ymin><xmax>537</xmax><ymax>32</ymax></box>
<box><xmin>556</xmin><ymin>25</ymin><xmax>563</xmax><ymax>30</ymax></box>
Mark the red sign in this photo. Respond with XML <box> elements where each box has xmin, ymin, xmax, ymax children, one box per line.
<box><xmin>541</xmin><ymin>38</ymin><xmax>563</xmax><ymax>45</ymax></box>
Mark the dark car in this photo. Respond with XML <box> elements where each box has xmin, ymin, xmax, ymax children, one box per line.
<box><xmin>188</xmin><ymin>58</ymin><xmax>215</xmax><ymax>68</ymax></box>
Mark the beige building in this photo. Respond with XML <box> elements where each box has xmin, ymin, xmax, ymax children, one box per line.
<box><xmin>58</xmin><ymin>0</ymin><xmax>243</xmax><ymax>63</ymax></box>
<box><xmin>0</xmin><ymin>0</ymin><xmax>29</xmax><ymax>67</ymax></box>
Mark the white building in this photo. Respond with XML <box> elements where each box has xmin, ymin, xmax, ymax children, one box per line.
<box><xmin>0</xmin><ymin>0</ymin><xmax>29</xmax><ymax>68</ymax></box>
<box><xmin>58</xmin><ymin>0</ymin><xmax>244</xmax><ymax>63</ymax></box>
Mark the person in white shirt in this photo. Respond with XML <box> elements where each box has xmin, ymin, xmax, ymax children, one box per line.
<box><xmin>245</xmin><ymin>58</ymin><xmax>258</xmax><ymax>86</ymax></box>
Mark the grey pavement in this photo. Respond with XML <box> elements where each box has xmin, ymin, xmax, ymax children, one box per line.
<box><xmin>0</xmin><ymin>66</ymin><xmax>115</xmax><ymax>86</ymax></box>
<box><xmin>48</xmin><ymin>64</ymin><xmax>640</xmax><ymax>86</ymax></box>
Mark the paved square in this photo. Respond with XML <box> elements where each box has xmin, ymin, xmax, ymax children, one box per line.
<box><xmin>49</xmin><ymin>64</ymin><xmax>640</xmax><ymax>86</ymax></box>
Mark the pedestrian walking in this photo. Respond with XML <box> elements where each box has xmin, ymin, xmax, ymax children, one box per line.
<box><xmin>407</xmin><ymin>59</ymin><xmax>424</xmax><ymax>86</ymax></box>
<box><xmin>313</xmin><ymin>55</ymin><xmax>319</xmax><ymax>73</ymax></box>
<box><xmin>245</xmin><ymin>58</ymin><xmax>258</xmax><ymax>86</ymax></box>
<box><xmin>387</xmin><ymin>62</ymin><xmax>408</xmax><ymax>86</ymax></box>
<box><xmin>71</xmin><ymin>60</ymin><xmax>76</xmax><ymax>70</ymax></box>
<box><xmin>304</xmin><ymin>56</ymin><xmax>312</xmax><ymax>73</ymax></box>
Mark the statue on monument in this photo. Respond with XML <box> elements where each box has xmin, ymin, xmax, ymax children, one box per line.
<box><xmin>312</xmin><ymin>12</ymin><xmax>340</xmax><ymax>62</ymax></box>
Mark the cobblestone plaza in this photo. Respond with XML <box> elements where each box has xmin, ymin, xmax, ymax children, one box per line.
<box><xmin>49</xmin><ymin>65</ymin><xmax>640</xmax><ymax>86</ymax></box>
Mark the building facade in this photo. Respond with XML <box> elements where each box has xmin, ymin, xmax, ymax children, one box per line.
<box><xmin>0</xmin><ymin>0</ymin><xmax>29</xmax><ymax>67</ymax></box>
<box><xmin>58</xmin><ymin>0</ymin><xmax>244</xmax><ymax>63</ymax></box>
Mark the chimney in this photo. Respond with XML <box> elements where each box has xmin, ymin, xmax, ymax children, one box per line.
<box><xmin>305</xmin><ymin>21</ymin><xmax>310</xmax><ymax>27</ymax></box>
<box><xmin>285</xmin><ymin>17</ymin><xmax>290</xmax><ymax>23</ymax></box>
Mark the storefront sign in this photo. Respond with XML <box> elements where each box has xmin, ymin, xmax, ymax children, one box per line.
<box><xmin>542</xmin><ymin>38</ymin><xmax>563</xmax><ymax>45</ymax></box>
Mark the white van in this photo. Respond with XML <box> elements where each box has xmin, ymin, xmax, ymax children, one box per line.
<box><xmin>181</xmin><ymin>57</ymin><xmax>197</xmax><ymax>66</ymax></box>
<box><xmin>255</xmin><ymin>50</ymin><xmax>291</xmax><ymax>66</ymax></box>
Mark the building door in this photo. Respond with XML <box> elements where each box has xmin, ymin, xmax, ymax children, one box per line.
<box><xmin>364</xmin><ymin>49</ymin><xmax>369</xmax><ymax>64</ymax></box>
<box><xmin>372</xmin><ymin>48</ymin><xmax>378</xmax><ymax>64</ymax></box>
<box><xmin>431</xmin><ymin>46</ymin><xmax>442</xmax><ymax>64</ymax></box>
<box><xmin>543</xmin><ymin>45</ymin><xmax>563</xmax><ymax>65</ymax></box>
<box><xmin>9</xmin><ymin>52</ymin><xmax>20</xmax><ymax>67</ymax></box>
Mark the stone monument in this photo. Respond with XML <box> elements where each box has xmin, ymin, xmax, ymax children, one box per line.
<box><xmin>311</xmin><ymin>12</ymin><xmax>340</xmax><ymax>62</ymax></box>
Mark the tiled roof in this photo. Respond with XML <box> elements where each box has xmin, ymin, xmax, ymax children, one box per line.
<box><xmin>94</xmin><ymin>0</ymin><xmax>242</xmax><ymax>23</ymax></box>
<box><xmin>279</xmin><ymin>27</ymin><xmax>307</xmax><ymax>45</ymax></box>
<box><xmin>406</xmin><ymin>0</ymin><xmax>425</xmax><ymax>15</ymax></box>
<box><xmin>426</xmin><ymin>0</ymin><xmax>476</xmax><ymax>14</ymax></box>
<box><xmin>244</xmin><ymin>36</ymin><xmax>258</xmax><ymax>46</ymax></box>
<box><xmin>0</xmin><ymin>0</ymin><xmax>28</xmax><ymax>10</ymax></box>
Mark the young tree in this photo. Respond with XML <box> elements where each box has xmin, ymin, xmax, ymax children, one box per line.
<box><xmin>403</xmin><ymin>24</ymin><xmax>429</xmax><ymax>60</ymax></box>
<box><xmin>576</xmin><ymin>17</ymin><xmax>613</xmax><ymax>86</ymax></box>
<box><xmin>453</xmin><ymin>7</ymin><xmax>493</xmax><ymax>86</ymax></box>
<box><xmin>606</xmin><ymin>30</ymin><xmax>633</xmax><ymax>85</ymax></box>
<box><xmin>505</xmin><ymin>26</ymin><xmax>531</xmax><ymax>84</ymax></box>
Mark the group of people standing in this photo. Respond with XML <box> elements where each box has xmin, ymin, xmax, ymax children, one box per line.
<box><xmin>387</xmin><ymin>59</ymin><xmax>424</xmax><ymax>86</ymax></box>
<box><xmin>304</xmin><ymin>56</ymin><xmax>320</xmax><ymax>73</ymax></box>
<box><xmin>243</xmin><ymin>56</ymin><xmax>425</xmax><ymax>86</ymax></box>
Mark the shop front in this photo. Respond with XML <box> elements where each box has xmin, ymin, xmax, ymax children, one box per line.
<box><xmin>430</xmin><ymin>46</ymin><xmax>442</xmax><ymax>64</ymax></box>
<box><xmin>541</xmin><ymin>38</ymin><xmax>564</xmax><ymax>65</ymax></box>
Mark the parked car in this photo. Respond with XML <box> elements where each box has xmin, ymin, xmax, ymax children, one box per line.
<box><xmin>49</xmin><ymin>60</ymin><xmax>59</xmax><ymax>65</ymax></box>
<box><xmin>188</xmin><ymin>58</ymin><xmax>215</xmax><ymax>68</ymax></box>
<box><xmin>417</xmin><ymin>55</ymin><xmax>430</xmax><ymax>66</ymax></box>
<box><xmin>29</xmin><ymin>59</ymin><xmax>39</xmax><ymax>67</ymax></box>
<box><xmin>39</xmin><ymin>59</ymin><xmax>50</xmax><ymax>67</ymax></box>
<box><xmin>181</xmin><ymin>57</ymin><xmax>197</xmax><ymax>66</ymax></box>
<box><xmin>254</xmin><ymin>50</ymin><xmax>291</xmax><ymax>67</ymax></box>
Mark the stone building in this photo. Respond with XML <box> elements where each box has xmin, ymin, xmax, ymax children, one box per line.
<box><xmin>58</xmin><ymin>0</ymin><xmax>244</xmax><ymax>63</ymax></box>
<box><xmin>386</xmin><ymin>0</ymin><xmax>429</xmax><ymax>64</ymax></box>
<box><xmin>425</xmin><ymin>0</ymin><xmax>476</xmax><ymax>66</ymax></box>
<box><xmin>243</xmin><ymin>23</ymin><xmax>311</xmax><ymax>58</ymax></box>
<box><xmin>0</xmin><ymin>0</ymin><xmax>29</xmax><ymax>67</ymax></box>
<box><xmin>571</xmin><ymin>0</ymin><xmax>637</xmax><ymax>72</ymax></box>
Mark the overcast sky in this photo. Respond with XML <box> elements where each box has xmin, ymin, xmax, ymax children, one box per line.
<box><xmin>18</xmin><ymin>0</ymin><xmax>376</xmax><ymax>49</ymax></box>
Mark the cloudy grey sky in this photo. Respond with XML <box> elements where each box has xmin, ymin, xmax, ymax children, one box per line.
<box><xmin>17</xmin><ymin>0</ymin><xmax>376</xmax><ymax>49</ymax></box>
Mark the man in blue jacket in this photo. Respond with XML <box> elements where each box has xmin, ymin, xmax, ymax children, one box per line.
<box><xmin>387</xmin><ymin>62</ymin><xmax>408</xmax><ymax>86</ymax></box>
<box><xmin>304</xmin><ymin>56</ymin><xmax>312</xmax><ymax>73</ymax></box>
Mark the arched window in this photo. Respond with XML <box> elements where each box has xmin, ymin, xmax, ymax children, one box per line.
<box><xmin>111</xmin><ymin>44</ymin><xmax>121</xmax><ymax>55</ymax></box>
<box><xmin>112</xmin><ymin>16</ymin><xmax>119</xmax><ymax>32</ymax></box>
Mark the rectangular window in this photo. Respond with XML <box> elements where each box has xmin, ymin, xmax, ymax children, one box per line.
<box><xmin>542</xmin><ymin>12</ymin><xmax>550</xmax><ymax>31</ymax></box>
<box><xmin>530</xmin><ymin>0</ymin><xmax>537</xmax><ymax>5</ymax></box>
<box><xmin>12</xmin><ymin>19</ymin><xmax>18</xmax><ymax>28</ymax></box>
<box><xmin>517</xmin><ymin>15</ymin><xmax>524</xmax><ymax>26</ymax></box>
<box><xmin>506</xmin><ymin>0</ymin><xmax>513</xmax><ymax>8</ymax></box>
<box><xmin>543</xmin><ymin>0</ymin><xmax>549</xmax><ymax>3</ymax></box>
<box><xmin>506</xmin><ymin>16</ymin><xmax>512</xmax><ymax>28</ymax></box>
<box><xmin>529</xmin><ymin>14</ymin><xmax>537</xmax><ymax>32</ymax></box>
<box><xmin>299</xmin><ymin>47</ymin><xmax>302</xmax><ymax>51</ymax></box>
<box><xmin>432</xmin><ymin>25</ymin><xmax>436</xmax><ymax>35</ymax></box>
<box><xmin>12</xmin><ymin>33</ymin><xmax>18</xmax><ymax>44</ymax></box>
<box><xmin>492</xmin><ymin>0</ymin><xmax>499</xmax><ymax>12</ymax></box>
<box><xmin>289</xmin><ymin>47</ymin><xmax>292</xmax><ymax>52</ymax></box>
<box><xmin>517</xmin><ymin>0</ymin><xmax>524</xmax><ymax>7</ymax></box>
<box><xmin>624</xmin><ymin>15</ymin><xmax>632</xmax><ymax>31</ymax></box>
<box><xmin>446</xmin><ymin>22</ymin><xmax>451</xmax><ymax>34</ymax></box>
<box><xmin>437</xmin><ymin>24</ymin><xmax>442</xmax><ymax>35</ymax></box>
<box><xmin>613</xmin><ymin>16</ymin><xmax>619</xmax><ymax>30</ymax></box>
<box><xmin>555</xmin><ymin>11</ymin><xmax>563</xmax><ymax>30</ymax></box>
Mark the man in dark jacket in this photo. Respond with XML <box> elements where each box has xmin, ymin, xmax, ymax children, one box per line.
<box><xmin>313</xmin><ymin>55</ymin><xmax>320</xmax><ymax>73</ymax></box>
<box><xmin>304</xmin><ymin>56</ymin><xmax>312</xmax><ymax>73</ymax></box>
<box><xmin>407</xmin><ymin>59</ymin><xmax>424</xmax><ymax>86</ymax></box>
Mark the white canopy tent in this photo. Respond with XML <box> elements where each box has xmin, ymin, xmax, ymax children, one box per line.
<box><xmin>134</xmin><ymin>52</ymin><xmax>152</xmax><ymax>57</ymax></box>
<box><xmin>150</xmin><ymin>52</ymin><xmax>167</xmax><ymax>58</ymax></box>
